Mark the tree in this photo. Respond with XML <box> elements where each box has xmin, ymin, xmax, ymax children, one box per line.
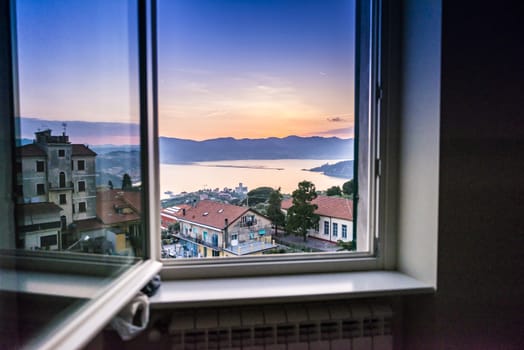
<box><xmin>342</xmin><ymin>179</ymin><xmax>354</xmax><ymax>196</ymax></box>
<box><xmin>108</xmin><ymin>180</ymin><xmax>114</xmax><ymax>190</ymax></box>
<box><xmin>326</xmin><ymin>185</ymin><xmax>342</xmax><ymax>196</ymax></box>
<box><xmin>285</xmin><ymin>181</ymin><xmax>320</xmax><ymax>242</ymax></box>
<box><xmin>168</xmin><ymin>222</ymin><xmax>180</xmax><ymax>233</ymax></box>
<box><xmin>246</xmin><ymin>186</ymin><xmax>273</xmax><ymax>206</ymax></box>
<box><xmin>336</xmin><ymin>240</ymin><xmax>355</xmax><ymax>251</ymax></box>
<box><xmin>121</xmin><ymin>173</ymin><xmax>132</xmax><ymax>190</ymax></box>
<box><xmin>266</xmin><ymin>188</ymin><xmax>285</xmax><ymax>234</ymax></box>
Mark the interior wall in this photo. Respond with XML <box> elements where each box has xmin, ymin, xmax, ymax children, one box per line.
<box><xmin>400</xmin><ymin>1</ymin><xmax>524</xmax><ymax>348</ymax></box>
<box><xmin>396</xmin><ymin>0</ymin><xmax>441</xmax><ymax>287</ymax></box>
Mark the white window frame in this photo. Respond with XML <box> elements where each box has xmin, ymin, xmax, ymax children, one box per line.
<box><xmin>157</xmin><ymin>0</ymin><xmax>388</xmax><ymax>280</ymax></box>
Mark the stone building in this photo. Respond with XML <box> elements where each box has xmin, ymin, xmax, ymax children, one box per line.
<box><xmin>16</xmin><ymin>129</ymin><xmax>97</xmax><ymax>249</ymax></box>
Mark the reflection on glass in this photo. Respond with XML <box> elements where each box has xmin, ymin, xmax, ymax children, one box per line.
<box><xmin>14</xmin><ymin>0</ymin><xmax>143</xmax><ymax>258</ymax></box>
<box><xmin>1</xmin><ymin>0</ymin><xmax>141</xmax><ymax>348</ymax></box>
<box><xmin>158</xmin><ymin>0</ymin><xmax>359</xmax><ymax>258</ymax></box>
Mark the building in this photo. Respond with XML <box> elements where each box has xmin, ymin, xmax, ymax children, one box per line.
<box><xmin>15</xmin><ymin>129</ymin><xmax>97</xmax><ymax>249</ymax></box>
<box><xmin>281</xmin><ymin>195</ymin><xmax>354</xmax><ymax>244</ymax></box>
<box><xmin>164</xmin><ymin>199</ymin><xmax>276</xmax><ymax>257</ymax></box>
<box><xmin>15</xmin><ymin>202</ymin><xmax>63</xmax><ymax>250</ymax></box>
<box><xmin>160</xmin><ymin>204</ymin><xmax>191</xmax><ymax>232</ymax></box>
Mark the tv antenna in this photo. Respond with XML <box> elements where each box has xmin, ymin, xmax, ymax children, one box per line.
<box><xmin>62</xmin><ymin>122</ymin><xmax>67</xmax><ymax>134</ymax></box>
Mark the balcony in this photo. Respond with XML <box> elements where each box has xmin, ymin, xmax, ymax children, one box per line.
<box><xmin>239</xmin><ymin>218</ymin><xmax>257</xmax><ymax>228</ymax></box>
<box><xmin>173</xmin><ymin>232</ymin><xmax>221</xmax><ymax>250</ymax></box>
<box><xmin>224</xmin><ymin>236</ymin><xmax>277</xmax><ymax>256</ymax></box>
<box><xmin>48</xmin><ymin>181</ymin><xmax>73</xmax><ymax>191</ymax></box>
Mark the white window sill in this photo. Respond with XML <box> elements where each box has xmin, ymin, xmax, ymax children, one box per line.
<box><xmin>150</xmin><ymin>271</ymin><xmax>434</xmax><ymax>308</ymax></box>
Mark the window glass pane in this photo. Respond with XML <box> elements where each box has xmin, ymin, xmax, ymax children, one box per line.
<box><xmin>158</xmin><ymin>0</ymin><xmax>360</xmax><ymax>259</ymax></box>
<box><xmin>3</xmin><ymin>0</ymin><xmax>143</xmax><ymax>347</ymax></box>
<box><xmin>15</xmin><ymin>0</ymin><xmax>142</xmax><ymax>257</ymax></box>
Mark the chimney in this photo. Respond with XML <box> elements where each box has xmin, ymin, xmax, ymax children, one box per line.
<box><xmin>183</xmin><ymin>208</ymin><xmax>186</xmax><ymax>216</ymax></box>
<box><xmin>224</xmin><ymin>218</ymin><xmax>228</xmax><ymax>227</ymax></box>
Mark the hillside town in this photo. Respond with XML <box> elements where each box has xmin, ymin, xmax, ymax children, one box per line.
<box><xmin>15</xmin><ymin>129</ymin><xmax>358</xmax><ymax>258</ymax></box>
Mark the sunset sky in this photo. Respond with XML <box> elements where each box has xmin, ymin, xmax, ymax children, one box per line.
<box><xmin>16</xmin><ymin>0</ymin><xmax>355</xmax><ymax>144</ymax></box>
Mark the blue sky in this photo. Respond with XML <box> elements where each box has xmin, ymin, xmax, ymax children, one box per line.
<box><xmin>16</xmin><ymin>0</ymin><xmax>355</xmax><ymax>143</ymax></box>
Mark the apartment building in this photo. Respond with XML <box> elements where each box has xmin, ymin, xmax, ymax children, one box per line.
<box><xmin>15</xmin><ymin>129</ymin><xmax>97</xmax><ymax>249</ymax></box>
<box><xmin>164</xmin><ymin>200</ymin><xmax>276</xmax><ymax>257</ymax></box>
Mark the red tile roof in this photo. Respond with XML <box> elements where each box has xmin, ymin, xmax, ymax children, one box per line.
<box><xmin>97</xmin><ymin>189</ymin><xmax>141</xmax><ymax>225</ymax></box>
<box><xmin>16</xmin><ymin>202</ymin><xmax>62</xmax><ymax>216</ymax></box>
<box><xmin>282</xmin><ymin>195</ymin><xmax>353</xmax><ymax>221</ymax></box>
<box><xmin>72</xmin><ymin>144</ymin><xmax>97</xmax><ymax>156</ymax></box>
<box><xmin>18</xmin><ymin>144</ymin><xmax>46</xmax><ymax>157</ymax></box>
<box><xmin>171</xmin><ymin>200</ymin><xmax>250</xmax><ymax>229</ymax></box>
<box><xmin>73</xmin><ymin>218</ymin><xmax>104</xmax><ymax>231</ymax></box>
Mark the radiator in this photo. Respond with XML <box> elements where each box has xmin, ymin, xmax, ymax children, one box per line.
<box><xmin>145</xmin><ymin>301</ymin><xmax>393</xmax><ymax>350</ymax></box>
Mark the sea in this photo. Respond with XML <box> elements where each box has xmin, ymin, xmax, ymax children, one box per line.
<box><xmin>160</xmin><ymin>159</ymin><xmax>351</xmax><ymax>198</ymax></box>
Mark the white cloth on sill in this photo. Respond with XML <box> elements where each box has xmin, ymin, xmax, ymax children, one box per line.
<box><xmin>110</xmin><ymin>292</ymin><xmax>150</xmax><ymax>341</ymax></box>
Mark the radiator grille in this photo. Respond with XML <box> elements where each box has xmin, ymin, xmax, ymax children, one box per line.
<box><xmin>145</xmin><ymin>301</ymin><xmax>393</xmax><ymax>350</ymax></box>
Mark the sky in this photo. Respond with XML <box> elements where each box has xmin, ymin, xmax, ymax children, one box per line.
<box><xmin>16</xmin><ymin>0</ymin><xmax>355</xmax><ymax>144</ymax></box>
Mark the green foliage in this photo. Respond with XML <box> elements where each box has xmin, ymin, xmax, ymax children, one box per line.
<box><xmin>246</xmin><ymin>186</ymin><xmax>274</xmax><ymax>206</ymax></box>
<box><xmin>336</xmin><ymin>240</ymin><xmax>355</xmax><ymax>251</ymax></box>
<box><xmin>326</xmin><ymin>185</ymin><xmax>342</xmax><ymax>196</ymax></box>
<box><xmin>121</xmin><ymin>173</ymin><xmax>133</xmax><ymax>190</ymax></box>
<box><xmin>285</xmin><ymin>181</ymin><xmax>320</xmax><ymax>242</ymax></box>
<box><xmin>169</xmin><ymin>222</ymin><xmax>180</xmax><ymax>233</ymax></box>
<box><xmin>342</xmin><ymin>179</ymin><xmax>354</xmax><ymax>196</ymax></box>
<box><xmin>266</xmin><ymin>188</ymin><xmax>285</xmax><ymax>234</ymax></box>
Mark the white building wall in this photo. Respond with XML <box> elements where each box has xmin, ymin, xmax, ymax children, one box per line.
<box><xmin>24</xmin><ymin>229</ymin><xmax>60</xmax><ymax>250</ymax></box>
<box><xmin>72</xmin><ymin>156</ymin><xmax>97</xmax><ymax>220</ymax></box>
<box><xmin>308</xmin><ymin>215</ymin><xmax>353</xmax><ymax>243</ymax></box>
<box><xmin>21</xmin><ymin>156</ymin><xmax>47</xmax><ymax>203</ymax></box>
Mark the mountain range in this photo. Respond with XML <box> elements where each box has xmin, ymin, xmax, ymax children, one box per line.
<box><xmin>17</xmin><ymin>118</ymin><xmax>354</xmax><ymax>162</ymax></box>
<box><xmin>308</xmin><ymin>160</ymin><xmax>354</xmax><ymax>179</ymax></box>
<box><xmin>159</xmin><ymin>135</ymin><xmax>354</xmax><ymax>163</ymax></box>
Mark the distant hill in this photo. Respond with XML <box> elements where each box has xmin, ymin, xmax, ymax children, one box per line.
<box><xmin>91</xmin><ymin>145</ymin><xmax>140</xmax><ymax>155</ymax></box>
<box><xmin>95</xmin><ymin>150</ymin><xmax>141</xmax><ymax>188</ymax></box>
<box><xmin>159</xmin><ymin>136</ymin><xmax>354</xmax><ymax>163</ymax></box>
<box><xmin>307</xmin><ymin>160</ymin><xmax>354</xmax><ymax>179</ymax></box>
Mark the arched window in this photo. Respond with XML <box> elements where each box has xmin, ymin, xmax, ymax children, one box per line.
<box><xmin>59</xmin><ymin>172</ymin><xmax>66</xmax><ymax>188</ymax></box>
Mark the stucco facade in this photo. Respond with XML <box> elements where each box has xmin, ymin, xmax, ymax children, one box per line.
<box><xmin>16</xmin><ymin>130</ymin><xmax>97</xmax><ymax>248</ymax></box>
<box><xmin>282</xmin><ymin>195</ymin><xmax>354</xmax><ymax>245</ymax></box>
<box><xmin>164</xmin><ymin>200</ymin><xmax>276</xmax><ymax>258</ymax></box>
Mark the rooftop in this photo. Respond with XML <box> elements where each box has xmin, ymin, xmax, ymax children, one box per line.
<box><xmin>15</xmin><ymin>202</ymin><xmax>63</xmax><ymax>216</ymax></box>
<box><xmin>18</xmin><ymin>144</ymin><xmax>46</xmax><ymax>157</ymax></box>
<box><xmin>97</xmin><ymin>189</ymin><xmax>141</xmax><ymax>225</ymax></box>
<box><xmin>170</xmin><ymin>200</ymin><xmax>250</xmax><ymax>230</ymax></box>
<box><xmin>72</xmin><ymin>144</ymin><xmax>97</xmax><ymax>157</ymax></box>
<box><xmin>282</xmin><ymin>195</ymin><xmax>353</xmax><ymax>221</ymax></box>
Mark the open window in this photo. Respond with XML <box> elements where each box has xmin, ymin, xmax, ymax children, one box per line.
<box><xmin>156</xmin><ymin>0</ymin><xmax>385</xmax><ymax>278</ymax></box>
<box><xmin>1</xmin><ymin>0</ymin><xmax>161</xmax><ymax>348</ymax></box>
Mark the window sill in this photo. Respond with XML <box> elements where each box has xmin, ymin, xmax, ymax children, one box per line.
<box><xmin>150</xmin><ymin>270</ymin><xmax>434</xmax><ymax>308</ymax></box>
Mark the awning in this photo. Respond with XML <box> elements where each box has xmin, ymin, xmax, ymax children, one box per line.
<box><xmin>258</xmin><ymin>229</ymin><xmax>266</xmax><ymax>235</ymax></box>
